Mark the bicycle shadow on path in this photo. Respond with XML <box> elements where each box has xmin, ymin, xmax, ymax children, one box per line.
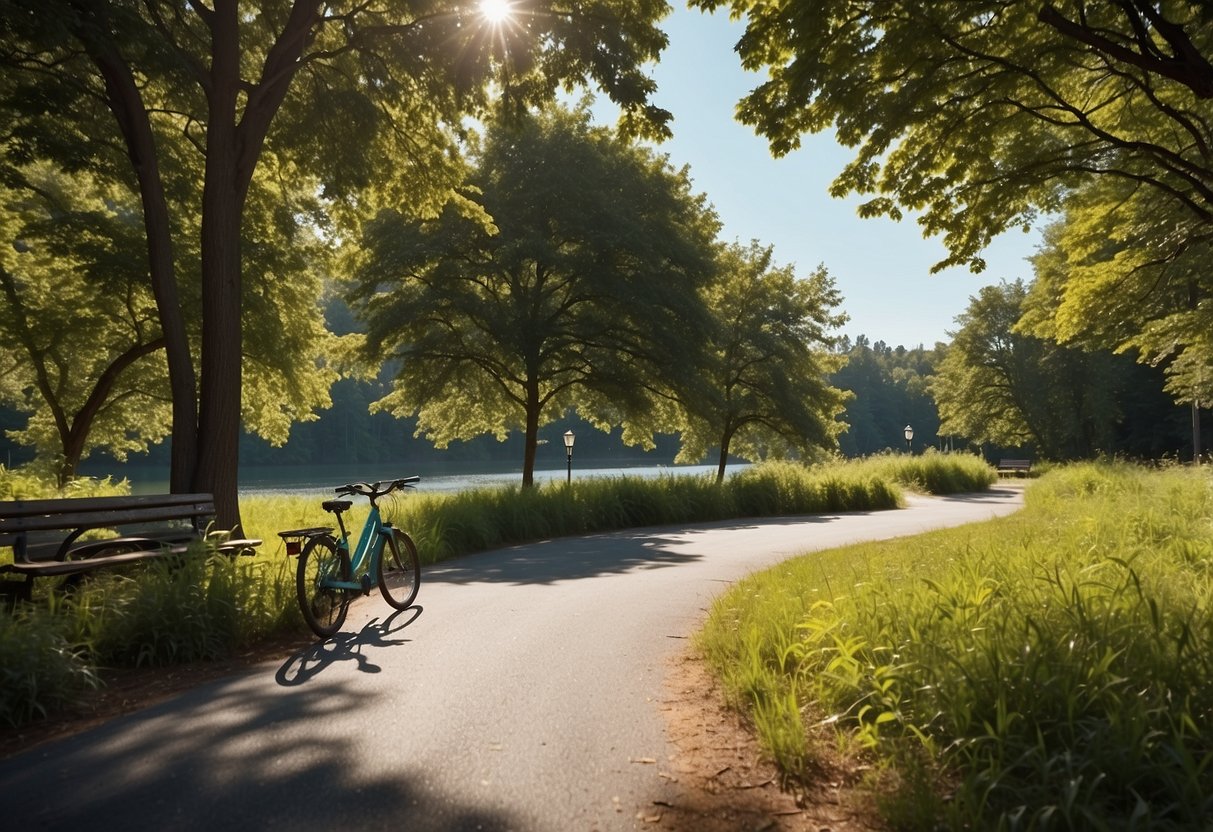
<box><xmin>275</xmin><ymin>605</ymin><xmax>423</xmax><ymax>686</ymax></box>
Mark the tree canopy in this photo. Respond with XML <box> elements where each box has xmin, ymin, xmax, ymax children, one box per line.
<box><xmin>691</xmin><ymin>0</ymin><xmax>1213</xmax><ymax>446</ymax></box>
<box><xmin>0</xmin><ymin>163</ymin><xmax>170</xmax><ymax>484</ymax></box>
<box><xmin>674</xmin><ymin>241</ymin><xmax>849</xmax><ymax>481</ymax></box>
<box><xmin>691</xmin><ymin>1</ymin><xmax>1213</xmax><ymax>273</ymax></box>
<box><xmin>931</xmin><ymin>279</ymin><xmax>1187</xmax><ymax>459</ymax></box>
<box><xmin>1022</xmin><ymin>178</ymin><xmax>1213</xmax><ymax>407</ymax></box>
<box><xmin>345</xmin><ymin>104</ymin><xmax>720</xmax><ymax>486</ymax></box>
<box><xmin>0</xmin><ymin>0</ymin><xmax>675</xmax><ymax>523</ymax></box>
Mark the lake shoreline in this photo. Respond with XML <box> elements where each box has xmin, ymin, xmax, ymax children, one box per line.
<box><xmin>78</xmin><ymin>459</ymin><xmax>747</xmax><ymax>497</ymax></box>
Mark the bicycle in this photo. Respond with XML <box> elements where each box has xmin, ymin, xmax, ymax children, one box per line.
<box><xmin>277</xmin><ymin>477</ymin><xmax>422</xmax><ymax>639</ymax></box>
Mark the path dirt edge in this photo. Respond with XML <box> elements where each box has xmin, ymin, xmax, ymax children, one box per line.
<box><xmin>653</xmin><ymin>647</ymin><xmax>883</xmax><ymax>831</ymax></box>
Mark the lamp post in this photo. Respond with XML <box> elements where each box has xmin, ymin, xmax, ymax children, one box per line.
<box><xmin>904</xmin><ymin>424</ymin><xmax>914</xmax><ymax>454</ymax></box>
<box><xmin>563</xmin><ymin>430</ymin><xmax>575</xmax><ymax>483</ymax></box>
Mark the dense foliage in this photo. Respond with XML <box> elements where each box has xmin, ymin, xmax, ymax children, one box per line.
<box><xmin>0</xmin><ymin>165</ymin><xmax>170</xmax><ymax>484</ymax></box>
<box><xmin>1024</xmin><ymin>186</ymin><xmax>1213</xmax><ymax>408</ymax></box>
<box><xmin>830</xmin><ymin>336</ymin><xmax>941</xmax><ymax>456</ymax></box>
<box><xmin>345</xmin><ymin>105</ymin><xmax>720</xmax><ymax>485</ymax></box>
<box><xmin>0</xmin><ymin>0</ymin><xmax>675</xmax><ymax>524</ymax></box>
<box><xmin>935</xmin><ymin>280</ymin><xmax>1195</xmax><ymax>460</ymax></box>
<box><xmin>691</xmin><ymin>1</ymin><xmax>1213</xmax><ymax>273</ymax></box>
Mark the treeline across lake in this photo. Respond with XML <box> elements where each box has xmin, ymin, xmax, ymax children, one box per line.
<box><xmin>4</xmin><ymin>326</ymin><xmax>1200</xmax><ymax>481</ymax></box>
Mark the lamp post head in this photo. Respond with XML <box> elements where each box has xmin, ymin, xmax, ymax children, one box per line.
<box><xmin>563</xmin><ymin>430</ymin><xmax>575</xmax><ymax>453</ymax></box>
<box><xmin>904</xmin><ymin>425</ymin><xmax>914</xmax><ymax>443</ymax></box>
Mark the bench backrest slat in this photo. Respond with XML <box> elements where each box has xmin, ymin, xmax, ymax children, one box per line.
<box><xmin>0</xmin><ymin>494</ymin><xmax>216</xmax><ymax>534</ymax></box>
<box><xmin>0</xmin><ymin>493</ymin><xmax>214</xmax><ymax>519</ymax></box>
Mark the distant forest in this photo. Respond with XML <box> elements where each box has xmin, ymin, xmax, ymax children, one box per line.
<box><xmin>0</xmin><ymin>331</ymin><xmax>1196</xmax><ymax>477</ymax></box>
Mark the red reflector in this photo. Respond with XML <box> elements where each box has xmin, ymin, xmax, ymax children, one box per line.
<box><xmin>286</xmin><ymin>541</ymin><xmax>301</xmax><ymax>556</ymax></box>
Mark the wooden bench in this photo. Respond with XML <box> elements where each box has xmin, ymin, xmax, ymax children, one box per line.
<box><xmin>0</xmin><ymin>493</ymin><xmax>261</xmax><ymax>604</ymax></box>
<box><xmin>996</xmin><ymin>458</ymin><xmax>1032</xmax><ymax>476</ymax></box>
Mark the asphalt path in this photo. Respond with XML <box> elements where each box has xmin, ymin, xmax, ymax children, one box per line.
<box><xmin>0</xmin><ymin>486</ymin><xmax>1023</xmax><ymax>831</ymax></box>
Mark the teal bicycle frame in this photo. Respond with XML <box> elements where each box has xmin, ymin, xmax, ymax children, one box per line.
<box><xmin>325</xmin><ymin>500</ymin><xmax>391</xmax><ymax>593</ymax></box>
<box><xmin>281</xmin><ymin>477</ymin><xmax>422</xmax><ymax>639</ymax></box>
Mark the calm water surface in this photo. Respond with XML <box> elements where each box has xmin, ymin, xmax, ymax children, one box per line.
<box><xmin>110</xmin><ymin>460</ymin><xmax>741</xmax><ymax>497</ymax></box>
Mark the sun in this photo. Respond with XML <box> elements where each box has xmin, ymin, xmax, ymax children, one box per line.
<box><xmin>478</xmin><ymin>0</ymin><xmax>513</xmax><ymax>24</ymax></box>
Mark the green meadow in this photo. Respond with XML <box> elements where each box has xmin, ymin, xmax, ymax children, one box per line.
<box><xmin>699</xmin><ymin>461</ymin><xmax>1213</xmax><ymax>829</ymax></box>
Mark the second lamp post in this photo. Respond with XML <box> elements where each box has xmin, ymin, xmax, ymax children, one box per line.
<box><xmin>563</xmin><ymin>430</ymin><xmax>575</xmax><ymax>483</ymax></box>
<box><xmin>904</xmin><ymin>424</ymin><xmax>914</xmax><ymax>454</ymax></box>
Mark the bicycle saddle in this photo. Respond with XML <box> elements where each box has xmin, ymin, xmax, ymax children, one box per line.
<box><xmin>321</xmin><ymin>499</ymin><xmax>352</xmax><ymax>513</ymax></box>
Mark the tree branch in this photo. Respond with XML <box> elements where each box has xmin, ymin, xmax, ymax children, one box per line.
<box><xmin>1038</xmin><ymin>3</ymin><xmax>1213</xmax><ymax>98</ymax></box>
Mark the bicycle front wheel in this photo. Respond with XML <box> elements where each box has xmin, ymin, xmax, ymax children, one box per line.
<box><xmin>297</xmin><ymin>535</ymin><xmax>351</xmax><ymax>638</ymax></box>
<box><xmin>378</xmin><ymin>529</ymin><xmax>420</xmax><ymax>610</ymax></box>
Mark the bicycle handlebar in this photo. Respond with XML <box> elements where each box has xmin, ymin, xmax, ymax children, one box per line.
<box><xmin>334</xmin><ymin>476</ymin><xmax>420</xmax><ymax>499</ymax></box>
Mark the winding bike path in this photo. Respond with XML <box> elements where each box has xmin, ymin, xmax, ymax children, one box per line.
<box><xmin>0</xmin><ymin>486</ymin><xmax>1023</xmax><ymax>831</ymax></box>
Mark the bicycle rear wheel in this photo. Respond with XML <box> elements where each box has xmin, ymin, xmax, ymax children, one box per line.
<box><xmin>296</xmin><ymin>535</ymin><xmax>351</xmax><ymax>638</ymax></box>
<box><xmin>378</xmin><ymin>529</ymin><xmax>420</xmax><ymax>610</ymax></box>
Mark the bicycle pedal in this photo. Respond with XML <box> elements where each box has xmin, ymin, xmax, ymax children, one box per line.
<box><xmin>360</xmin><ymin>573</ymin><xmax>373</xmax><ymax>595</ymax></box>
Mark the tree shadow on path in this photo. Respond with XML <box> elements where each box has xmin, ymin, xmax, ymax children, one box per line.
<box><xmin>421</xmin><ymin>513</ymin><xmax>850</xmax><ymax>586</ymax></box>
<box><xmin>0</xmin><ymin>606</ymin><xmax>517</xmax><ymax>832</ymax></box>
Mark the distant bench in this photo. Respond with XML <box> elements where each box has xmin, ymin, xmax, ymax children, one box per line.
<box><xmin>996</xmin><ymin>458</ymin><xmax>1032</xmax><ymax>477</ymax></box>
<box><xmin>0</xmin><ymin>493</ymin><xmax>261</xmax><ymax>605</ymax></box>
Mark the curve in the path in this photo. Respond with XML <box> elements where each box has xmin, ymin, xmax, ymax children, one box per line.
<box><xmin>0</xmin><ymin>487</ymin><xmax>1023</xmax><ymax>831</ymax></box>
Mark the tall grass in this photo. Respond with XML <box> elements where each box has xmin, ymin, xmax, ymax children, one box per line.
<box><xmin>0</xmin><ymin>465</ymin><xmax>129</xmax><ymax>500</ymax></box>
<box><xmin>1</xmin><ymin>454</ymin><xmax>989</xmax><ymax>729</ymax></box>
<box><xmin>371</xmin><ymin>460</ymin><xmax>918</xmax><ymax>565</ymax></box>
<box><xmin>0</xmin><ymin>543</ymin><xmax>299</xmax><ymax>727</ymax></box>
<box><xmin>846</xmin><ymin>448</ymin><xmax>997</xmax><ymax>494</ymax></box>
<box><xmin>0</xmin><ymin>608</ymin><xmax>99</xmax><ymax>726</ymax></box>
<box><xmin>700</xmin><ymin>461</ymin><xmax>1213</xmax><ymax>829</ymax></box>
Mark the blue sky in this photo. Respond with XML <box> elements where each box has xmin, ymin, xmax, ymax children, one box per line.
<box><xmin>591</xmin><ymin>5</ymin><xmax>1042</xmax><ymax>349</ymax></box>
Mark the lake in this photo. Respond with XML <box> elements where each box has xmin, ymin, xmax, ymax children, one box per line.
<box><xmin>102</xmin><ymin>460</ymin><xmax>741</xmax><ymax>497</ymax></box>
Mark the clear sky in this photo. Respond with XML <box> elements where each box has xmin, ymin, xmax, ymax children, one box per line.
<box><xmin>592</xmin><ymin>5</ymin><xmax>1042</xmax><ymax>349</ymax></box>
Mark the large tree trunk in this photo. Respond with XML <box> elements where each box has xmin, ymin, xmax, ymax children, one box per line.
<box><xmin>138</xmin><ymin>161</ymin><xmax>198</xmax><ymax>495</ymax></box>
<box><xmin>190</xmin><ymin>2</ymin><xmax>323</xmax><ymax>528</ymax></box>
<box><xmin>72</xmin><ymin>5</ymin><xmax>198</xmax><ymax>492</ymax></box>
<box><xmin>194</xmin><ymin>186</ymin><xmax>244</xmax><ymax>528</ymax></box>
<box><xmin>59</xmin><ymin>432</ymin><xmax>84</xmax><ymax>490</ymax></box>
<box><xmin>192</xmin><ymin>7</ymin><xmax>245</xmax><ymax>530</ymax></box>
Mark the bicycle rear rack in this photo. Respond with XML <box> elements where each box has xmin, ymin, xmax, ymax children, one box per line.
<box><xmin>276</xmin><ymin>527</ymin><xmax>333</xmax><ymax>556</ymax></box>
